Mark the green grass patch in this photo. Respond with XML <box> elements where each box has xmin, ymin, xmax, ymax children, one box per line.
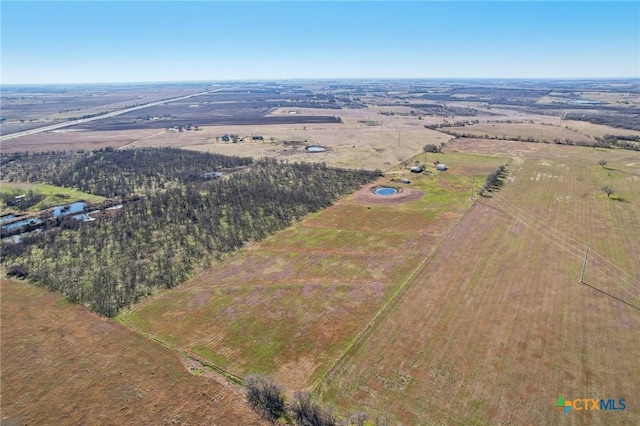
<box><xmin>191</xmin><ymin>345</ymin><xmax>231</xmax><ymax>369</ymax></box>
<box><xmin>0</xmin><ymin>181</ymin><xmax>105</xmax><ymax>212</ymax></box>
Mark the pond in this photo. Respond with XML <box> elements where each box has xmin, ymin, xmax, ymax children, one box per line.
<box><xmin>306</xmin><ymin>146</ymin><xmax>327</xmax><ymax>152</ymax></box>
<box><xmin>53</xmin><ymin>202</ymin><xmax>87</xmax><ymax>217</ymax></box>
<box><xmin>374</xmin><ymin>187</ymin><xmax>398</xmax><ymax>196</ymax></box>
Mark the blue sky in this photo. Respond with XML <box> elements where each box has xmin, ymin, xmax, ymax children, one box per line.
<box><xmin>1</xmin><ymin>1</ymin><xmax>639</xmax><ymax>84</ymax></box>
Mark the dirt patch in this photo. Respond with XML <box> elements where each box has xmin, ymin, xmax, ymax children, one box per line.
<box><xmin>190</xmin><ymin>289</ymin><xmax>212</xmax><ymax>309</ymax></box>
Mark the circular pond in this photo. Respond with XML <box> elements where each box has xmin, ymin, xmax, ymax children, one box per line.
<box><xmin>374</xmin><ymin>187</ymin><xmax>398</xmax><ymax>196</ymax></box>
<box><xmin>306</xmin><ymin>146</ymin><xmax>327</xmax><ymax>152</ymax></box>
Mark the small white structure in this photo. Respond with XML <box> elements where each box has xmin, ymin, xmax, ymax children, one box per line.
<box><xmin>436</xmin><ymin>164</ymin><xmax>448</xmax><ymax>171</ymax></box>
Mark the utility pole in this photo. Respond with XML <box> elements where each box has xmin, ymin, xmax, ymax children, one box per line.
<box><xmin>579</xmin><ymin>244</ymin><xmax>590</xmax><ymax>283</ymax></box>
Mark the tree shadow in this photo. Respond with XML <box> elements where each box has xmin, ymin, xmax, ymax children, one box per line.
<box><xmin>611</xmin><ymin>195</ymin><xmax>630</xmax><ymax>203</ymax></box>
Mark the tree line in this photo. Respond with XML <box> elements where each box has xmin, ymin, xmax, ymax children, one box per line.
<box><xmin>478</xmin><ymin>164</ymin><xmax>508</xmax><ymax>197</ymax></box>
<box><xmin>2</xmin><ymin>149</ymin><xmax>379</xmax><ymax>317</ymax></box>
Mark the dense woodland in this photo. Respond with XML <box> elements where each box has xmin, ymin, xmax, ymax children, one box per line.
<box><xmin>1</xmin><ymin>148</ymin><xmax>253</xmax><ymax>197</ymax></box>
<box><xmin>2</xmin><ymin>148</ymin><xmax>379</xmax><ymax>316</ymax></box>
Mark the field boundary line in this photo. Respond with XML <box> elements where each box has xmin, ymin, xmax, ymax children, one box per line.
<box><xmin>116</xmin><ymin>317</ymin><xmax>245</xmax><ymax>386</ymax></box>
<box><xmin>311</xmin><ymin>204</ymin><xmax>475</xmax><ymax>393</ymax></box>
<box><xmin>118</xmin><ymin>130</ymin><xmax>166</xmax><ymax>150</ymax></box>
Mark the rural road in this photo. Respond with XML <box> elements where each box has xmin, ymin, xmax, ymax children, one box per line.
<box><xmin>0</xmin><ymin>87</ymin><xmax>231</xmax><ymax>142</ymax></box>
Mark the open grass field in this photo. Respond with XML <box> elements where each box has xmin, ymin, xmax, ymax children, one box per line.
<box><xmin>118</xmin><ymin>152</ymin><xmax>506</xmax><ymax>392</ymax></box>
<box><xmin>318</xmin><ymin>140</ymin><xmax>640</xmax><ymax>425</ymax></box>
<box><xmin>445</xmin><ymin>121</ymin><xmax>596</xmax><ymax>144</ymax></box>
<box><xmin>0</xmin><ymin>182</ymin><xmax>106</xmax><ymax>213</ymax></box>
<box><xmin>0</xmin><ymin>279</ymin><xmax>265</xmax><ymax>426</ymax></box>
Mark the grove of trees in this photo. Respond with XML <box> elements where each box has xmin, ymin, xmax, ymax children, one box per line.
<box><xmin>1</xmin><ymin>148</ymin><xmax>380</xmax><ymax>316</ymax></box>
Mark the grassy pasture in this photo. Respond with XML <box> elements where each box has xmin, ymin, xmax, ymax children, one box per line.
<box><xmin>119</xmin><ymin>152</ymin><xmax>505</xmax><ymax>392</ymax></box>
<box><xmin>319</xmin><ymin>141</ymin><xmax>640</xmax><ymax>425</ymax></box>
<box><xmin>0</xmin><ymin>279</ymin><xmax>264</xmax><ymax>426</ymax></box>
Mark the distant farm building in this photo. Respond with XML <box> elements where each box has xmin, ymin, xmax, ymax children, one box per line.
<box><xmin>402</xmin><ymin>179</ymin><xmax>411</xmax><ymax>184</ymax></box>
<box><xmin>221</xmin><ymin>135</ymin><xmax>230</xmax><ymax>142</ymax></box>
<box><xmin>436</xmin><ymin>164</ymin><xmax>448</xmax><ymax>171</ymax></box>
<box><xmin>252</xmin><ymin>135</ymin><xmax>264</xmax><ymax>140</ymax></box>
<box><xmin>410</xmin><ymin>165</ymin><xmax>424</xmax><ymax>173</ymax></box>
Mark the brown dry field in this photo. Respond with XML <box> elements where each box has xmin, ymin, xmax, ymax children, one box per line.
<box><xmin>0</xmin><ymin>279</ymin><xmax>265</xmax><ymax>426</ymax></box>
<box><xmin>0</xmin><ymin>128</ymin><xmax>164</xmax><ymax>153</ymax></box>
<box><xmin>320</xmin><ymin>140</ymin><xmax>640</xmax><ymax>425</ymax></box>
<box><xmin>445</xmin><ymin>120</ymin><xmax>640</xmax><ymax>145</ymax></box>
<box><xmin>137</xmin><ymin>107</ymin><xmax>453</xmax><ymax>170</ymax></box>
<box><xmin>1</xmin><ymin>107</ymin><xmax>452</xmax><ymax>171</ymax></box>
<box><xmin>536</xmin><ymin>91</ymin><xmax>640</xmax><ymax>108</ymax></box>
<box><xmin>446</xmin><ymin>122</ymin><xmax>597</xmax><ymax>144</ymax></box>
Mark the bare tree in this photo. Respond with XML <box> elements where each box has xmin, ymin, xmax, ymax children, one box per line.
<box><xmin>598</xmin><ymin>159</ymin><xmax>608</xmax><ymax>168</ymax></box>
<box><xmin>292</xmin><ymin>391</ymin><xmax>336</xmax><ymax>426</ymax></box>
<box><xmin>601</xmin><ymin>184</ymin><xmax>615</xmax><ymax>198</ymax></box>
<box><xmin>244</xmin><ymin>375</ymin><xmax>287</xmax><ymax>421</ymax></box>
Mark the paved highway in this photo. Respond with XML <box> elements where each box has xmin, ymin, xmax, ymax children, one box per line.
<box><xmin>0</xmin><ymin>88</ymin><xmax>228</xmax><ymax>142</ymax></box>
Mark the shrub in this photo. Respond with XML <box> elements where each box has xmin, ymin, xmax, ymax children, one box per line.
<box><xmin>423</xmin><ymin>144</ymin><xmax>441</xmax><ymax>153</ymax></box>
<box><xmin>6</xmin><ymin>264</ymin><xmax>29</xmax><ymax>278</ymax></box>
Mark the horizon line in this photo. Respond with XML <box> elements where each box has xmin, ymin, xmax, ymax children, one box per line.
<box><xmin>3</xmin><ymin>76</ymin><xmax>639</xmax><ymax>87</ymax></box>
